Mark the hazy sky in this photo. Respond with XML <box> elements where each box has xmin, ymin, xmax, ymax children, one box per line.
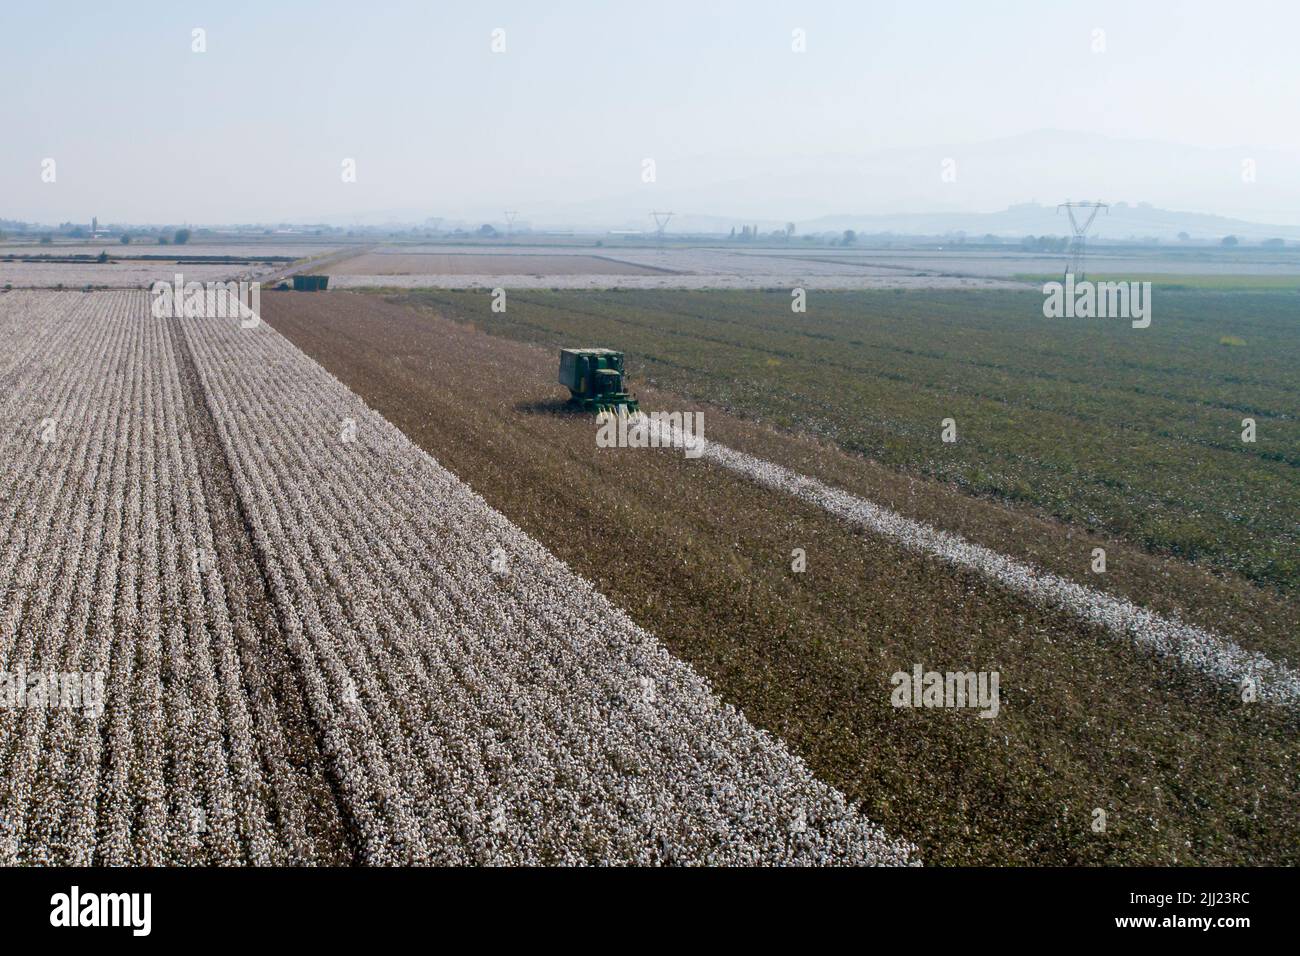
<box><xmin>3</xmin><ymin>0</ymin><xmax>1297</xmax><ymax>224</ymax></box>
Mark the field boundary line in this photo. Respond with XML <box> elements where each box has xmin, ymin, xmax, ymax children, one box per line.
<box><xmin>649</xmin><ymin>420</ymin><xmax>1300</xmax><ymax>708</ymax></box>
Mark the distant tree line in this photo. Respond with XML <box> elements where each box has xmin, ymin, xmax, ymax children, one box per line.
<box><xmin>1021</xmin><ymin>235</ymin><xmax>1070</xmax><ymax>252</ymax></box>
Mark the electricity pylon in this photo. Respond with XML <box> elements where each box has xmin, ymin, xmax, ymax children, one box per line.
<box><xmin>650</xmin><ymin>211</ymin><xmax>673</xmax><ymax>248</ymax></box>
<box><xmin>1057</xmin><ymin>201</ymin><xmax>1108</xmax><ymax>282</ymax></box>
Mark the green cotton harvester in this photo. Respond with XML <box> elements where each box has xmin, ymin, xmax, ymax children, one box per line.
<box><xmin>558</xmin><ymin>348</ymin><xmax>641</xmax><ymax>420</ymax></box>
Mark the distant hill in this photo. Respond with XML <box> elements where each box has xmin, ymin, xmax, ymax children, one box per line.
<box><xmin>480</xmin><ymin>130</ymin><xmax>1300</xmax><ymax>237</ymax></box>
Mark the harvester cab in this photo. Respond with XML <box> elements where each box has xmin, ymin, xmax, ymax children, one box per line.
<box><xmin>558</xmin><ymin>348</ymin><xmax>641</xmax><ymax>419</ymax></box>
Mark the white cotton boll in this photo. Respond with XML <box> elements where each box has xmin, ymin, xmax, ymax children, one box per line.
<box><xmin>0</xmin><ymin>290</ymin><xmax>918</xmax><ymax>867</ymax></box>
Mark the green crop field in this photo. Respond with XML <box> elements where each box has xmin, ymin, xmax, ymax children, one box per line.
<box><xmin>393</xmin><ymin>288</ymin><xmax>1300</xmax><ymax>592</ymax></box>
<box><xmin>1016</xmin><ymin>273</ymin><xmax>1300</xmax><ymax>291</ymax></box>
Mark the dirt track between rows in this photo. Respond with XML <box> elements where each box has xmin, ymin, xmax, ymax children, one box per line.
<box><xmin>263</xmin><ymin>290</ymin><xmax>1299</xmax><ymax>865</ymax></box>
<box><xmin>171</xmin><ymin>320</ymin><xmax>354</xmax><ymax>863</ymax></box>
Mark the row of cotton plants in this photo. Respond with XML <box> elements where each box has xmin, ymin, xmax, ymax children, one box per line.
<box><xmin>0</xmin><ymin>290</ymin><xmax>913</xmax><ymax>865</ymax></box>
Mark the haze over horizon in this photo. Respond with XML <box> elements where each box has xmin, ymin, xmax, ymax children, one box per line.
<box><xmin>4</xmin><ymin>0</ymin><xmax>1297</xmax><ymax>227</ymax></box>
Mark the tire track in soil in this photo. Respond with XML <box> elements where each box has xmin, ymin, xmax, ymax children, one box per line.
<box><xmin>170</xmin><ymin>321</ymin><xmax>356</xmax><ymax>864</ymax></box>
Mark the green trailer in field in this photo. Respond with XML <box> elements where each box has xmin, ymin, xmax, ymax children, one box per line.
<box><xmin>292</xmin><ymin>274</ymin><xmax>330</xmax><ymax>291</ymax></box>
<box><xmin>558</xmin><ymin>348</ymin><xmax>640</xmax><ymax>417</ymax></box>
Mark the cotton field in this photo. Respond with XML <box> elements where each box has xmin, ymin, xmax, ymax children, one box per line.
<box><xmin>0</xmin><ymin>289</ymin><xmax>914</xmax><ymax>866</ymax></box>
